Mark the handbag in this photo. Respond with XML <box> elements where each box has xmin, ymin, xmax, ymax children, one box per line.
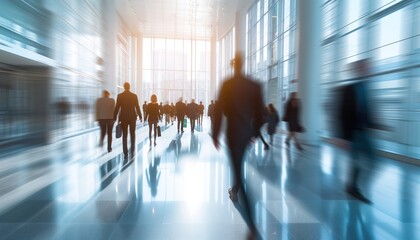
<box><xmin>115</xmin><ymin>123</ymin><xmax>122</xmax><ymax>138</ymax></box>
<box><xmin>183</xmin><ymin>118</ymin><xmax>187</xmax><ymax>128</ymax></box>
<box><xmin>157</xmin><ymin>125</ymin><xmax>161</xmax><ymax>137</ymax></box>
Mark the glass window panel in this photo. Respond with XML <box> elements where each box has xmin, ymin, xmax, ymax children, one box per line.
<box><xmin>284</xmin><ymin>0</ymin><xmax>290</xmax><ymax>31</ymax></box>
<box><xmin>343</xmin><ymin>0</ymin><xmax>366</xmax><ymax>31</ymax></box>
<box><xmin>143</xmin><ymin>38</ymin><xmax>152</xmax><ymax>69</ymax></box>
<box><xmin>374</xmin><ymin>8</ymin><xmax>409</xmax><ymax>61</ymax></box>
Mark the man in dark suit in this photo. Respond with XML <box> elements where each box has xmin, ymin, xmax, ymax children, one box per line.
<box><xmin>212</xmin><ymin>52</ymin><xmax>264</xmax><ymax>239</ymax></box>
<box><xmin>338</xmin><ymin>59</ymin><xmax>382</xmax><ymax>205</ymax></box>
<box><xmin>142</xmin><ymin>101</ymin><xmax>148</xmax><ymax>119</ymax></box>
<box><xmin>187</xmin><ymin>99</ymin><xmax>199</xmax><ymax>133</ymax></box>
<box><xmin>113</xmin><ymin>82</ymin><xmax>142</xmax><ymax>159</ymax></box>
<box><xmin>175</xmin><ymin>98</ymin><xmax>187</xmax><ymax>133</ymax></box>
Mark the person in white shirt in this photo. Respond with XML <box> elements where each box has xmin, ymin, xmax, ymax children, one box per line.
<box><xmin>96</xmin><ymin>90</ymin><xmax>115</xmax><ymax>152</ymax></box>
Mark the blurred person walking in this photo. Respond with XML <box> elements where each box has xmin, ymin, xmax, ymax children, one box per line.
<box><xmin>198</xmin><ymin>101</ymin><xmax>204</xmax><ymax>125</ymax></box>
<box><xmin>145</xmin><ymin>94</ymin><xmax>161</xmax><ymax>147</ymax></box>
<box><xmin>266</xmin><ymin>104</ymin><xmax>280</xmax><ymax>145</ymax></box>
<box><xmin>212</xmin><ymin>52</ymin><xmax>264</xmax><ymax>240</ymax></box>
<box><xmin>207</xmin><ymin>100</ymin><xmax>215</xmax><ymax>129</ymax></box>
<box><xmin>338</xmin><ymin>59</ymin><xmax>384</xmax><ymax>204</ymax></box>
<box><xmin>283</xmin><ymin>92</ymin><xmax>304</xmax><ymax>150</ymax></box>
<box><xmin>187</xmin><ymin>99</ymin><xmax>199</xmax><ymax>133</ymax></box>
<box><xmin>142</xmin><ymin>101</ymin><xmax>148</xmax><ymax>119</ymax></box>
<box><xmin>113</xmin><ymin>82</ymin><xmax>142</xmax><ymax>159</ymax></box>
<box><xmin>175</xmin><ymin>98</ymin><xmax>187</xmax><ymax>133</ymax></box>
<box><xmin>95</xmin><ymin>90</ymin><xmax>115</xmax><ymax>153</ymax></box>
<box><xmin>163</xmin><ymin>101</ymin><xmax>171</xmax><ymax>126</ymax></box>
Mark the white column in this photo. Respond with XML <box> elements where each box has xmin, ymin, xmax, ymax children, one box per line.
<box><xmin>210</xmin><ymin>34</ymin><xmax>217</xmax><ymax>101</ymax></box>
<box><xmin>297</xmin><ymin>0</ymin><xmax>322</xmax><ymax>145</ymax></box>
<box><xmin>102</xmin><ymin>0</ymin><xmax>117</xmax><ymax>96</ymax></box>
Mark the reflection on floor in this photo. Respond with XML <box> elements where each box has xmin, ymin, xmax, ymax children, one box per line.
<box><xmin>0</xmin><ymin>119</ymin><xmax>419</xmax><ymax>240</ymax></box>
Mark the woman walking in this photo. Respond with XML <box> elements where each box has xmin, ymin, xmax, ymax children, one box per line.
<box><xmin>283</xmin><ymin>92</ymin><xmax>304</xmax><ymax>150</ymax></box>
<box><xmin>267</xmin><ymin>103</ymin><xmax>280</xmax><ymax>145</ymax></box>
<box><xmin>145</xmin><ymin>94</ymin><xmax>161</xmax><ymax>147</ymax></box>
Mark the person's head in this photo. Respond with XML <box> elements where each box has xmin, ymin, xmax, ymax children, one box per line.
<box><xmin>178</xmin><ymin>97</ymin><xmax>183</xmax><ymax>102</ymax></box>
<box><xmin>123</xmin><ymin>82</ymin><xmax>130</xmax><ymax>91</ymax></box>
<box><xmin>191</xmin><ymin>99</ymin><xmax>195</xmax><ymax>103</ymax></box>
<box><xmin>268</xmin><ymin>103</ymin><xmax>276</xmax><ymax>113</ymax></box>
<box><xmin>231</xmin><ymin>51</ymin><xmax>244</xmax><ymax>75</ymax></box>
<box><xmin>290</xmin><ymin>92</ymin><xmax>297</xmax><ymax>99</ymax></box>
<box><xmin>144</xmin><ymin>101</ymin><xmax>147</xmax><ymax>104</ymax></box>
<box><xmin>151</xmin><ymin>94</ymin><xmax>157</xmax><ymax>103</ymax></box>
<box><xmin>200</xmin><ymin>101</ymin><xmax>202</xmax><ymax>104</ymax></box>
<box><xmin>211</xmin><ymin>100</ymin><xmax>214</xmax><ymax>104</ymax></box>
<box><xmin>160</xmin><ymin>102</ymin><xmax>162</xmax><ymax>105</ymax></box>
<box><xmin>103</xmin><ymin>90</ymin><xmax>110</xmax><ymax>98</ymax></box>
<box><xmin>352</xmin><ymin>59</ymin><xmax>371</xmax><ymax>78</ymax></box>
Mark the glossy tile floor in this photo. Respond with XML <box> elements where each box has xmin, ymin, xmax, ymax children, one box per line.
<box><xmin>0</xmin><ymin>119</ymin><xmax>419</xmax><ymax>240</ymax></box>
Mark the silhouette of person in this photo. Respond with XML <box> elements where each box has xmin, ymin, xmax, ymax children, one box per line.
<box><xmin>175</xmin><ymin>97</ymin><xmax>187</xmax><ymax>133</ymax></box>
<box><xmin>266</xmin><ymin>104</ymin><xmax>280</xmax><ymax>145</ymax></box>
<box><xmin>145</xmin><ymin>94</ymin><xmax>161</xmax><ymax>147</ymax></box>
<box><xmin>163</xmin><ymin>101</ymin><xmax>171</xmax><ymax>126</ymax></box>
<box><xmin>207</xmin><ymin>100</ymin><xmax>215</xmax><ymax>130</ymax></box>
<box><xmin>142</xmin><ymin>101</ymin><xmax>148</xmax><ymax>119</ymax></box>
<box><xmin>170</xmin><ymin>102</ymin><xmax>175</xmax><ymax>125</ymax></box>
<box><xmin>113</xmin><ymin>82</ymin><xmax>142</xmax><ymax>159</ymax></box>
<box><xmin>338</xmin><ymin>59</ymin><xmax>382</xmax><ymax>204</ymax></box>
<box><xmin>212</xmin><ymin>52</ymin><xmax>264</xmax><ymax>239</ymax></box>
<box><xmin>198</xmin><ymin>101</ymin><xmax>204</xmax><ymax>125</ymax></box>
<box><xmin>283</xmin><ymin>92</ymin><xmax>304</xmax><ymax>150</ymax></box>
<box><xmin>187</xmin><ymin>99</ymin><xmax>199</xmax><ymax>133</ymax></box>
<box><xmin>95</xmin><ymin>90</ymin><xmax>115</xmax><ymax>152</ymax></box>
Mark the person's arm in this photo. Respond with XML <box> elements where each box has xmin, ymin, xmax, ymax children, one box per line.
<box><xmin>212</xmin><ymin>84</ymin><xmax>226</xmax><ymax>149</ymax></box>
<box><xmin>113</xmin><ymin>95</ymin><xmax>120</xmax><ymax>122</ymax></box>
<box><xmin>135</xmin><ymin>95</ymin><xmax>142</xmax><ymax>122</ymax></box>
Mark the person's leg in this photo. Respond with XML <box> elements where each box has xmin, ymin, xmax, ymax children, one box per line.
<box><xmin>148</xmin><ymin>122</ymin><xmax>152</xmax><ymax>146</ymax></box>
<box><xmin>153</xmin><ymin>122</ymin><xmax>157</xmax><ymax>145</ymax></box>
<box><xmin>121</xmin><ymin>121</ymin><xmax>129</xmax><ymax>158</ymax></box>
<box><xmin>229</xmin><ymin>146</ymin><xmax>260</xmax><ymax>238</ymax></box>
<box><xmin>106</xmin><ymin>120</ymin><xmax>114</xmax><ymax>152</ymax></box>
<box><xmin>259</xmin><ymin>132</ymin><xmax>269</xmax><ymax>149</ymax></box>
<box><xmin>177</xmin><ymin>116</ymin><xmax>181</xmax><ymax>132</ymax></box>
<box><xmin>129</xmin><ymin>120</ymin><xmax>136</xmax><ymax>156</ymax></box>
<box><xmin>181</xmin><ymin>116</ymin><xmax>184</xmax><ymax>132</ymax></box>
<box><xmin>99</xmin><ymin>120</ymin><xmax>106</xmax><ymax>147</ymax></box>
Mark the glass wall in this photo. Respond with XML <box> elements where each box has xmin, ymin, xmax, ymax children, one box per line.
<box><xmin>245</xmin><ymin>0</ymin><xmax>297</xmax><ymax>114</ymax></box>
<box><xmin>142</xmin><ymin>38</ymin><xmax>210</xmax><ymax>106</ymax></box>
<box><xmin>321</xmin><ymin>0</ymin><xmax>420</xmax><ymax>158</ymax></box>
<box><xmin>216</xmin><ymin>27</ymin><xmax>235</xmax><ymax>94</ymax></box>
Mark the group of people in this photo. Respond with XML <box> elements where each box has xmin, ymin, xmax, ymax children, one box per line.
<box><xmin>95</xmin><ymin>81</ymin><xmax>221</xmax><ymax>159</ymax></box>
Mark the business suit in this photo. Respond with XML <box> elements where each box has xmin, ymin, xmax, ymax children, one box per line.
<box><xmin>212</xmin><ymin>72</ymin><xmax>264</xmax><ymax>238</ymax></box>
<box><xmin>187</xmin><ymin>102</ymin><xmax>199</xmax><ymax>133</ymax></box>
<box><xmin>175</xmin><ymin>101</ymin><xmax>187</xmax><ymax>133</ymax></box>
<box><xmin>113</xmin><ymin>90</ymin><xmax>142</xmax><ymax>158</ymax></box>
<box><xmin>145</xmin><ymin>103</ymin><xmax>160</xmax><ymax>145</ymax></box>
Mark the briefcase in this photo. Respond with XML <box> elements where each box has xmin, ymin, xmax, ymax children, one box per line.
<box><xmin>157</xmin><ymin>125</ymin><xmax>161</xmax><ymax>137</ymax></box>
<box><xmin>183</xmin><ymin>119</ymin><xmax>187</xmax><ymax>128</ymax></box>
<box><xmin>116</xmin><ymin>123</ymin><xmax>122</xmax><ymax>138</ymax></box>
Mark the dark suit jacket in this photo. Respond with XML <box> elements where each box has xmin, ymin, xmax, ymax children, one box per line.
<box><xmin>113</xmin><ymin>90</ymin><xmax>142</xmax><ymax>122</ymax></box>
<box><xmin>146</xmin><ymin>103</ymin><xmax>160</xmax><ymax>122</ymax></box>
<box><xmin>212</xmin><ymin>74</ymin><xmax>265</xmax><ymax>148</ymax></box>
<box><xmin>175</xmin><ymin>101</ymin><xmax>187</xmax><ymax>117</ymax></box>
<box><xmin>187</xmin><ymin>103</ymin><xmax>199</xmax><ymax>119</ymax></box>
<box><xmin>338</xmin><ymin>80</ymin><xmax>374</xmax><ymax>140</ymax></box>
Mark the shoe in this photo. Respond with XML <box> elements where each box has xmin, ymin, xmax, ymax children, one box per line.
<box><xmin>264</xmin><ymin>145</ymin><xmax>270</xmax><ymax>150</ymax></box>
<box><xmin>285</xmin><ymin>140</ymin><xmax>290</xmax><ymax>147</ymax></box>
<box><xmin>124</xmin><ymin>154</ymin><xmax>128</xmax><ymax>160</ymax></box>
<box><xmin>228</xmin><ymin>188</ymin><xmax>238</xmax><ymax>202</ymax></box>
<box><xmin>154</xmin><ymin>141</ymin><xmax>157</xmax><ymax>146</ymax></box>
<box><xmin>108</xmin><ymin>148</ymin><xmax>112</xmax><ymax>153</ymax></box>
<box><xmin>297</xmin><ymin>145</ymin><xmax>304</xmax><ymax>151</ymax></box>
<box><xmin>346</xmin><ymin>187</ymin><xmax>372</xmax><ymax>204</ymax></box>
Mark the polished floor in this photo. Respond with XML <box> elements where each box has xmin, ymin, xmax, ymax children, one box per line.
<box><xmin>0</xmin><ymin>119</ymin><xmax>419</xmax><ymax>240</ymax></box>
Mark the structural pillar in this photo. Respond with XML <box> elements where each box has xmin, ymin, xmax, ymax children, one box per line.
<box><xmin>297</xmin><ymin>0</ymin><xmax>322</xmax><ymax>145</ymax></box>
<box><xmin>102</xmin><ymin>0</ymin><xmax>117</xmax><ymax>96</ymax></box>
